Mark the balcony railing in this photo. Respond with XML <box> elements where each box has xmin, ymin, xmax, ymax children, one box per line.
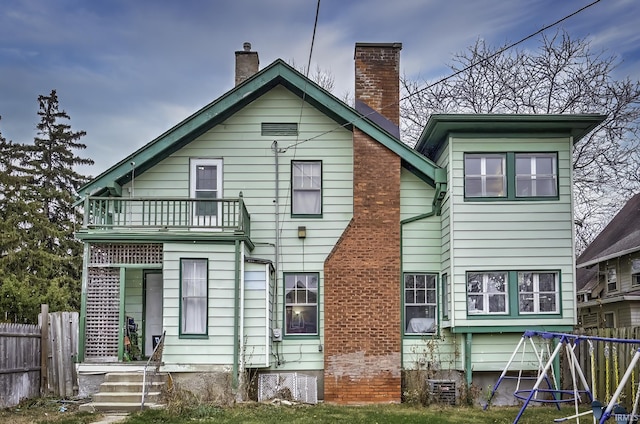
<box><xmin>82</xmin><ymin>196</ymin><xmax>250</xmax><ymax>234</ymax></box>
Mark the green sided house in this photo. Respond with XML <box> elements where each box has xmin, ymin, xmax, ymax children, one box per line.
<box><xmin>74</xmin><ymin>42</ymin><xmax>605</xmax><ymax>406</ymax></box>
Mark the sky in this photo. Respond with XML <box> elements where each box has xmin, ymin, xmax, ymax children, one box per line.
<box><xmin>1</xmin><ymin>0</ymin><xmax>639</xmax><ymax>177</ymax></box>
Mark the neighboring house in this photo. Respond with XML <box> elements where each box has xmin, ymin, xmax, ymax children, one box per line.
<box><xmin>576</xmin><ymin>193</ymin><xmax>640</xmax><ymax>328</ymax></box>
<box><xmin>74</xmin><ymin>42</ymin><xmax>605</xmax><ymax>404</ymax></box>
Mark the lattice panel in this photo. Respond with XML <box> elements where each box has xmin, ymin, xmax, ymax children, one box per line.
<box><xmin>85</xmin><ymin>267</ymin><xmax>120</xmax><ymax>360</ymax></box>
<box><xmin>90</xmin><ymin>243</ymin><xmax>163</xmax><ymax>265</ymax></box>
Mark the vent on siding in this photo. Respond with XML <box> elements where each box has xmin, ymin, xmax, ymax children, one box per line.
<box><xmin>261</xmin><ymin>122</ymin><xmax>298</xmax><ymax>136</ymax></box>
<box><xmin>428</xmin><ymin>380</ymin><xmax>456</xmax><ymax>405</ymax></box>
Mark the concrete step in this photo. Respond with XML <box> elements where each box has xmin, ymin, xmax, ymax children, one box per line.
<box><xmin>99</xmin><ymin>381</ymin><xmax>165</xmax><ymax>393</ymax></box>
<box><xmin>104</xmin><ymin>372</ymin><xmax>167</xmax><ymax>383</ymax></box>
<box><xmin>93</xmin><ymin>391</ymin><xmax>162</xmax><ymax>404</ymax></box>
<box><xmin>79</xmin><ymin>401</ymin><xmax>165</xmax><ymax>413</ymax></box>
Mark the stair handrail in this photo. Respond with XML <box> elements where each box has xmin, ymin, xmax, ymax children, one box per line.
<box><xmin>141</xmin><ymin>330</ymin><xmax>166</xmax><ymax>410</ymax></box>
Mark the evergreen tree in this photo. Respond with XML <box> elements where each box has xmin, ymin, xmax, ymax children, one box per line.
<box><xmin>0</xmin><ymin>121</ymin><xmax>47</xmax><ymax>321</ymax></box>
<box><xmin>0</xmin><ymin>91</ymin><xmax>93</xmax><ymax>322</ymax></box>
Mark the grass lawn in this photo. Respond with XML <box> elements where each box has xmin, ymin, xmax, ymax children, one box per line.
<box><xmin>121</xmin><ymin>403</ymin><xmax>592</xmax><ymax>424</ymax></box>
<box><xmin>1</xmin><ymin>399</ymin><xmax>597</xmax><ymax>424</ymax></box>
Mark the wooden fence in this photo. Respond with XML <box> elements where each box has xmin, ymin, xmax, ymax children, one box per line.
<box><xmin>0</xmin><ymin>307</ymin><xmax>79</xmax><ymax>408</ymax></box>
<box><xmin>0</xmin><ymin>322</ymin><xmax>40</xmax><ymax>408</ymax></box>
<box><xmin>570</xmin><ymin>327</ymin><xmax>640</xmax><ymax>407</ymax></box>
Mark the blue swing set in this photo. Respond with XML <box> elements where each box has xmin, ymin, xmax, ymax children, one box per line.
<box><xmin>484</xmin><ymin>330</ymin><xmax>640</xmax><ymax>424</ymax></box>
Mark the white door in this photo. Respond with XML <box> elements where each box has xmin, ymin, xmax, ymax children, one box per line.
<box><xmin>144</xmin><ymin>272</ymin><xmax>163</xmax><ymax>357</ymax></box>
<box><xmin>190</xmin><ymin>158</ymin><xmax>223</xmax><ymax>227</ymax></box>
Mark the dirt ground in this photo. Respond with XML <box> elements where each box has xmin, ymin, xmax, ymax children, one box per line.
<box><xmin>0</xmin><ymin>398</ymin><xmax>102</xmax><ymax>424</ymax></box>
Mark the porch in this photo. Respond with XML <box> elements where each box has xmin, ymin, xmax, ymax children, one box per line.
<box><xmin>79</xmin><ymin>196</ymin><xmax>251</xmax><ymax>235</ymax></box>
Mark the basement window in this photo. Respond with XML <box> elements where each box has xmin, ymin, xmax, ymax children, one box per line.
<box><xmin>261</xmin><ymin>122</ymin><xmax>298</xmax><ymax>136</ymax></box>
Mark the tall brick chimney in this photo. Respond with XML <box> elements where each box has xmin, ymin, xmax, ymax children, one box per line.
<box><xmin>235</xmin><ymin>42</ymin><xmax>259</xmax><ymax>86</ymax></box>
<box><xmin>324</xmin><ymin>43</ymin><xmax>403</xmax><ymax>404</ymax></box>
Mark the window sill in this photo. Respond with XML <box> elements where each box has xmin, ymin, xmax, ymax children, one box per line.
<box><xmin>179</xmin><ymin>334</ymin><xmax>209</xmax><ymax>339</ymax></box>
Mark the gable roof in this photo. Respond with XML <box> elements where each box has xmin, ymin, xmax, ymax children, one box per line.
<box><xmin>577</xmin><ymin>193</ymin><xmax>640</xmax><ymax>268</ymax></box>
<box><xmin>415</xmin><ymin>114</ymin><xmax>607</xmax><ymax>160</ymax></box>
<box><xmin>77</xmin><ymin>59</ymin><xmax>442</xmax><ymax>199</ymax></box>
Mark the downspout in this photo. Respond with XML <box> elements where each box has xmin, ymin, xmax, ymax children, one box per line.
<box><xmin>233</xmin><ymin>240</ymin><xmax>240</xmax><ymax>390</ymax></box>
<box><xmin>271</xmin><ymin>141</ymin><xmax>282</xmax><ymax>364</ymax></box>
<box><xmin>465</xmin><ymin>332</ymin><xmax>473</xmax><ymax>401</ymax></box>
<box><xmin>238</xmin><ymin>241</ymin><xmax>246</xmax><ymax>397</ymax></box>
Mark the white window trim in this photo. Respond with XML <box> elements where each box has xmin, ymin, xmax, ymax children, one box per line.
<box><xmin>607</xmin><ymin>267</ymin><xmax>618</xmax><ymax>292</ymax></box>
<box><xmin>518</xmin><ymin>272</ymin><xmax>559</xmax><ymax>314</ymax></box>
<box><xmin>190</xmin><ymin>158</ymin><xmax>223</xmax><ymax>226</ymax></box>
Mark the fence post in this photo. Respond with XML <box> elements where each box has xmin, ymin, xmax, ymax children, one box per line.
<box><xmin>40</xmin><ymin>304</ymin><xmax>49</xmax><ymax>396</ymax></box>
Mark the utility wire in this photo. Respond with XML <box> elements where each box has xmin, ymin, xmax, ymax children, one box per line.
<box><xmin>277</xmin><ymin>0</ymin><xmax>321</xmax><ymax>238</ymax></box>
<box><xmin>282</xmin><ymin>0</ymin><xmax>602</xmax><ymax>151</ymax></box>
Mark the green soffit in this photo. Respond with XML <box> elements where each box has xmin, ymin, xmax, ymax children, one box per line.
<box><xmin>415</xmin><ymin>113</ymin><xmax>607</xmax><ymax>161</ymax></box>
<box><xmin>77</xmin><ymin>59</ymin><xmax>442</xmax><ymax>199</ymax></box>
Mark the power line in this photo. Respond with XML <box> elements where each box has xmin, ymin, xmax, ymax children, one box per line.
<box><xmin>400</xmin><ymin>0</ymin><xmax>602</xmax><ymax>102</ymax></box>
<box><xmin>283</xmin><ymin>0</ymin><xmax>602</xmax><ymax>150</ymax></box>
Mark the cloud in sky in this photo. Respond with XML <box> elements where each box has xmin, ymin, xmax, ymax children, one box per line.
<box><xmin>1</xmin><ymin>0</ymin><xmax>638</xmax><ymax>176</ymax></box>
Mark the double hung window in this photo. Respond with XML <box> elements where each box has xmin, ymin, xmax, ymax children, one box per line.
<box><xmin>464</xmin><ymin>154</ymin><xmax>506</xmax><ymax>198</ymax></box>
<box><xmin>292</xmin><ymin>161</ymin><xmax>322</xmax><ymax>216</ymax></box>
<box><xmin>404</xmin><ymin>273</ymin><xmax>437</xmax><ymax>334</ymax></box>
<box><xmin>607</xmin><ymin>268</ymin><xmax>617</xmax><ymax>292</ymax></box>
<box><xmin>284</xmin><ymin>273</ymin><xmax>318</xmax><ymax>335</ymax></box>
<box><xmin>464</xmin><ymin>152</ymin><xmax>558</xmax><ymax>200</ymax></box>
<box><xmin>180</xmin><ymin>259</ymin><xmax>208</xmax><ymax>336</ymax></box>
<box><xmin>517</xmin><ymin>272</ymin><xmax>559</xmax><ymax>314</ymax></box>
<box><xmin>632</xmin><ymin>260</ymin><xmax>640</xmax><ymax>286</ymax></box>
<box><xmin>467</xmin><ymin>272</ymin><xmax>508</xmax><ymax>314</ymax></box>
<box><xmin>515</xmin><ymin>153</ymin><xmax>557</xmax><ymax>197</ymax></box>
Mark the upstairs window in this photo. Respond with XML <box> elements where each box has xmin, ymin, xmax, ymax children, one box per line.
<box><xmin>284</xmin><ymin>273</ymin><xmax>318</xmax><ymax>335</ymax></box>
<box><xmin>404</xmin><ymin>273</ymin><xmax>437</xmax><ymax>334</ymax></box>
<box><xmin>518</xmin><ymin>272</ymin><xmax>559</xmax><ymax>314</ymax></box>
<box><xmin>515</xmin><ymin>153</ymin><xmax>558</xmax><ymax>197</ymax></box>
<box><xmin>467</xmin><ymin>272</ymin><xmax>508</xmax><ymax>315</ymax></box>
<box><xmin>292</xmin><ymin>161</ymin><xmax>322</xmax><ymax>216</ymax></box>
<box><xmin>632</xmin><ymin>259</ymin><xmax>640</xmax><ymax>286</ymax></box>
<box><xmin>464</xmin><ymin>154</ymin><xmax>506</xmax><ymax>198</ymax></box>
<box><xmin>607</xmin><ymin>267</ymin><xmax>617</xmax><ymax>292</ymax></box>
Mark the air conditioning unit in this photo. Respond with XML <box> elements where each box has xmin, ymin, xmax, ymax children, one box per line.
<box><xmin>428</xmin><ymin>379</ymin><xmax>456</xmax><ymax>405</ymax></box>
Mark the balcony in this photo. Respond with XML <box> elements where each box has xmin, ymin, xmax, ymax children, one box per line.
<box><xmin>81</xmin><ymin>197</ymin><xmax>251</xmax><ymax>235</ymax></box>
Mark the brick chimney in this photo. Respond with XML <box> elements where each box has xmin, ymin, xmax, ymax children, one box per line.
<box><xmin>323</xmin><ymin>43</ymin><xmax>403</xmax><ymax>404</ymax></box>
<box><xmin>235</xmin><ymin>42</ymin><xmax>259</xmax><ymax>86</ymax></box>
<box><xmin>354</xmin><ymin>42</ymin><xmax>402</xmax><ymax>126</ymax></box>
